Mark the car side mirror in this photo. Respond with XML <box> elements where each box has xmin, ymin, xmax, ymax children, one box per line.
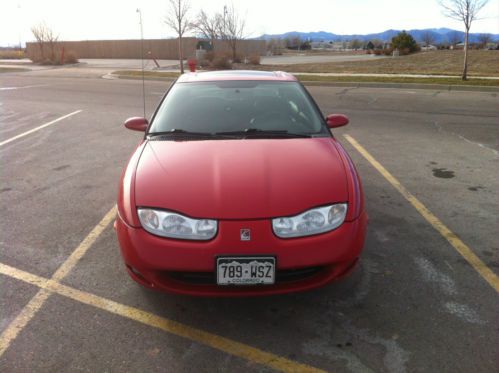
<box><xmin>326</xmin><ymin>114</ymin><xmax>349</xmax><ymax>128</ymax></box>
<box><xmin>124</xmin><ymin>117</ymin><xmax>148</xmax><ymax>132</ymax></box>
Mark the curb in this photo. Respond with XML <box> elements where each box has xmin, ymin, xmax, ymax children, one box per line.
<box><xmin>299</xmin><ymin>81</ymin><xmax>499</xmax><ymax>93</ymax></box>
<box><xmin>109</xmin><ymin>74</ymin><xmax>177</xmax><ymax>82</ymax></box>
<box><xmin>108</xmin><ymin>74</ymin><xmax>499</xmax><ymax>93</ymax></box>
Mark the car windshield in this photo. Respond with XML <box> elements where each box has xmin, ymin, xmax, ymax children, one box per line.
<box><xmin>148</xmin><ymin>81</ymin><xmax>329</xmax><ymax>137</ymax></box>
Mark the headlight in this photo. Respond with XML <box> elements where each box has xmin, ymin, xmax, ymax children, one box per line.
<box><xmin>272</xmin><ymin>204</ymin><xmax>347</xmax><ymax>238</ymax></box>
<box><xmin>138</xmin><ymin>208</ymin><xmax>217</xmax><ymax>240</ymax></box>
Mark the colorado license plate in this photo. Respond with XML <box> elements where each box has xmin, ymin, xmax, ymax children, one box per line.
<box><xmin>216</xmin><ymin>257</ymin><xmax>276</xmax><ymax>285</ymax></box>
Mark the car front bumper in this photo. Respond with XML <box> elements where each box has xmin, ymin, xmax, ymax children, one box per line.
<box><xmin>115</xmin><ymin>212</ymin><xmax>368</xmax><ymax>296</ymax></box>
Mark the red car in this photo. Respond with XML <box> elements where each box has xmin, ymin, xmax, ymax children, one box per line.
<box><xmin>116</xmin><ymin>70</ymin><xmax>367</xmax><ymax>296</ymax></box>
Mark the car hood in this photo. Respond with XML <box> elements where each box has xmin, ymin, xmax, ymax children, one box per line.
<box><xmin>135</xmin><ymin>138</ymin><xmax>348</xmax><ymax>219</ymax></box>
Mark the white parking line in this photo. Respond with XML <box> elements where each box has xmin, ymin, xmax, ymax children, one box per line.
<box><xmin>0</xmin><ymin>110</ymin><xmax>82</xmax><ymax>147</ymax></box>
<box><xmin>0</xmin><ymin>84</ymin><xmax>50</xmax><ymax>91</ymax></box>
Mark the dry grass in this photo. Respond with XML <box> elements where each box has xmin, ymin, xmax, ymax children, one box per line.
<box><xmin>260</xmin><ymin>50</ymin><xmax>499</xmax><ymax>77</ymax></box>
<box><xmin>0</xmin><ymin>67</ymin><xmax>29</xmax><ymax>73</ymax></box>
<box><xmin>280</xmin><ymin>49</ymin><xmax>366</xmax><ymax>56</ymax></box>
<box><xmin>113</xmin><ymin>70</ymin><xmax>498</xmax><ymax>87</ymax></box>
<box><xmin>113</xmin><ymin>70</ymin><xmax>181</xmax><ymax>79</ymax></box>
<box><xmin>294</xmin><ymin>74</ymin><xmax>499</xmax><ymax>87</ymax></box>
<box><xmin>0</xmin><ymin>50</ymin><xmax>26</xmax><ymax>59</ymax></box>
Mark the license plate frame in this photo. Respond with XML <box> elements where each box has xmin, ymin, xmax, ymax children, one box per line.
<box><xmin>216</xmin><ymin>256</ymin><xmax>276</xmax><ymax>286</ymax></box>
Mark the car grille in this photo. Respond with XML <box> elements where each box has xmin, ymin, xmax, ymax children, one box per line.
<box><xmin>165</xmin><ymin>266</ymin><xmax>325</xmax><ymax>286</ymax></box>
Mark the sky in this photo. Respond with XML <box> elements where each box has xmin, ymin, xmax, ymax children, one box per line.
<box><xmin>1</xmin><ymin>0</ymin><xmax>498</xmax><ymax>46</ymax></box>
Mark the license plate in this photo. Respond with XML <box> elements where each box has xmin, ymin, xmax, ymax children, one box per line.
<box><xmin>216</xmin><ymin>257</ymin><xmax>275</xmax><ymax>285</ymax></box>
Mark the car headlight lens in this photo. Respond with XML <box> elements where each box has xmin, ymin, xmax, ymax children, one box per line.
<box><xmin>272</xmin><ymin>203</ymin><xmax>347</xmax><ymax>238</ymax></box>
<box><xmin>138</xmin><ymin>208</ymin><xmax>217</xmax><ymax>240</ymax></box>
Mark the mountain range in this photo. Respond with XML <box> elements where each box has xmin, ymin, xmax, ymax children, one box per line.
<box><xmin>259</xmin><ymin>28</ymin><xmax>499</xmax><ymax>44</ymax></box>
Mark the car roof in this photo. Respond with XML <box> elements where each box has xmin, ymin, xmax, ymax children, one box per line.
<box><xmin>176</xmin><ymin>70</ymin><xmax>297</xmax><ymax>83</ymax></box>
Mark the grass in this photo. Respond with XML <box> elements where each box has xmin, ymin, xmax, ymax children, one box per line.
<box><xmin>113</xmin><ymin>69</ymin><xmax>498</xmax><ymax>87</ymax></box>
<box><xmin>0</xmin><ymin>67</ymin><xmax>29</xmax><ymax>73</ymax></box>
<box><xmin>0</xmin><ymin>50</ymin><xmax>26</xmax><ymax>59</ymax></box>
<box><xmin>294</xmin><ymin>74</ymin><xmax>499</xmax><ymax>86</ymax></box>
<box><xmin>259</xmin><ymin>50</ymin><xmax>499</xmax><ymax>77</ymax></box>
<box><xmin>113</xmin><ymin>70</ymin><xmax>181</xmax><ymax>79</ymax></box>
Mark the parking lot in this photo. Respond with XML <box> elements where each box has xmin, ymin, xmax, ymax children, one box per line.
<box><xmin>1</xmin><ymin>68</ymin><xmax>498</xmax><ymax>372</ymax></box>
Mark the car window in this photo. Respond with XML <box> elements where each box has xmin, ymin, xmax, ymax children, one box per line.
<box><xmin>149</xmin><ymin>81</ymin><xmax>328</xmax><ymax>135</ymax></box>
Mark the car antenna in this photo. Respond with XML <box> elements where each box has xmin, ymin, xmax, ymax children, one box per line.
<box><xmin>136</xmin><ymin>8</ymin><xmax>146</xmax><ymax>119</ymax></box>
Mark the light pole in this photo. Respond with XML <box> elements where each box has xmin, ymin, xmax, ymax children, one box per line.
<box><xmin>17</xmin><ymin>3</ymin><xmax>22</xmax><ymax>56</ymax></box>
<box><xmin>136</xmin><ymin>8</ymin><xmax>146</xmax><ymax>119</ymax></box>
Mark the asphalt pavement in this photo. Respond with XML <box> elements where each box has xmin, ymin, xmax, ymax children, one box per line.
<box><xmin>0</xmin><ymin>70</ymin><xmax>498</xmax><ymax>372</ymax></box>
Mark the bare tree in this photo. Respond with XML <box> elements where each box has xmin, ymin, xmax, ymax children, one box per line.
<box><xmin>266</xmin><ymin>38</ymin><xmax>285</xmax><ymax>55</ymax></box>
<box><xmin>164</xmin><ymin>0</ymin><xmax>192</xmax><ymax>73</ymax></box>
<box><xmin>31</xmin><ymin>22</ymin><xmax>59</xmax><ymax>63</ymax></box>
<box><xmin>447</xmin><ymin>31</ymin><xmax>462</xmax><ymax>46</ymax></box>
<box><xmin>438</xmin><ymin>0</ymin><xmax>489</xmax><ymax>80</ymax></box>
<box><xmin>371</xmin><ymin>38</ymin><xmax>384</xmax><ymax>49</ymax></box>
<box><xmin>193</xmin><ymin>10</ymin><xmax>221</xmax><ymax>49</ymax></box>
<box><xmin>31</xmin><ymin>23</ymin><xmax>48</xmax><ymax>61</ymax></box>
<box><xmin>421</xmin><ymin>31</ymin><xmax>436</xmax><ymax>50</ymax></box>
<box><xmin>285</xmin><ymin>36</ymin><xmax>302</xmax><ymax>50</ymax></box>
<box><xmin>45</xmin><ymin>27</ymin><xmax>59</xmax><ymax>62</ymax></box>
<box><xmin>350</xmin><ymin>39</ymin><xmax>362</xmax><ymax>50</ymax></box>
<box><xmin>477</xmin><ymin>33</ymin><xmax>492</xmax><ymax>48</ymax></box>
<box><xmin>219</xmin><ymin>4</ymin><xmax>246</xmax><ymax>61</ymax></box>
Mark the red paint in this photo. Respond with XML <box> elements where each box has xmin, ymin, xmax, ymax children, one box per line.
<box><xmin>115</xmin><ymin>212</ymin><xmax>367</xmax><ymax>296</ymax></box>
<box><xmin>177</xmin><ymin>71</ymin><xmax>296</xmax><ymax>83</ymax></box>
<box><xmin>124</xmin><ymin>117</ymin><xmax>148</xmax><ymax>132</ymax></box>
<box><xmin>116</xmin><ymin>71</ymin><xmax>367</xmax><ymax>296</ymax></box>
<box><xmin>118</xmin><ymin>143</ymin><xmax>145</xmax><ymax>227</ymax></box>
<box><xmin>326</xmin><ymin>114</ymin><xmax>349</xmax><ymax>128</ymax></box>
<box><xmin>333</xmin><ymin>140</ymin><xmax>365</xmax><ymax>222</ymax></box>
<box><xmin>135</xmin><ymin>138</ymin><xmax>348</xmax><ymax>219</ymax></box>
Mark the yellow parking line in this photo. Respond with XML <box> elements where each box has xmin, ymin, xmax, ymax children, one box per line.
<box><xmin>0</xmin><ymin>206</ymin><xmax>116</xmax><ymax>357</ymax></box>
<box><xmin>0</xmin><ymin>290</ymin><xmax>52</xmax><ymax>356</ymax></box>
<box><xmin>343</xmin><ymin>134</ymin><xmax>499</xmax><ymax>294</ymax></box>
<box><xmin>0</xmin><ymin>110</ymin><xmax>82</xmax><ymax>147</ymax></box>
<box><xmin>0</xmin><ymin>262</ymin><xmax>326</xmax><ymax>373</ymax></box>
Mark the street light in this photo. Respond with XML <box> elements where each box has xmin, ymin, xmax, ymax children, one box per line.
<box><xmin>136</xmin><ymin>8</ymin><xmax>146</xmax><ymax>119</ymax></box>
<box><xmin>17</xmin><ymin>3</ymin><xmax>22</xmax><ymax>55</ymax></box>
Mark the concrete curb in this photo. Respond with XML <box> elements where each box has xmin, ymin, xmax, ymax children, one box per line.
<box><xmin>108</xmin><ymin>73</ymin><xmax>499</xmax><ymax>93</ymax></box>
<box><xmin>300</xmin><ymin>81</ymin><xmax>499</xmax><ymax>92</ymax></box>
<box><xmin>108</xmin><ymin>74</ymin><xmax>177</xmax><ymax>82</ymax></box>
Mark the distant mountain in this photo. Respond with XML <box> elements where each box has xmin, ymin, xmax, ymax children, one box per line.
<box><xmin>259</xmin><ymin>28</ymin><xmax>499</xmax><ymax>44</ymax></box>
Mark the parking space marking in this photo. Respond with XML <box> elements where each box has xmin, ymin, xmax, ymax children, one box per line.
<box><xmin>0</xmin><ymin>262</ymin><xmax>326</xmax><ymax>373</ymax></box>
<box><xmin>0</xmin><ymin>84</ymin><xmax>50</xmax><ymax>91</ymax></box>
<box><xmin>0</xmin><ymin>110</ymin><xmax>82</xmax><ymax>147</ymax></box>
<box><xmin>0</xmin><ymin>206</ymin><xmax>116</xmax><ymax>357</ymax></box>
<box><xmin>343</xmin><ymin>134</ymin><xmax>499</xmax><ymax>293</ymax></box>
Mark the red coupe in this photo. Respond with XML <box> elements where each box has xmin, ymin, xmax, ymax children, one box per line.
<box><xmin>115</xmin><ymin>70</ymin><xmax>367</xmax><ymax>296</ymax></box>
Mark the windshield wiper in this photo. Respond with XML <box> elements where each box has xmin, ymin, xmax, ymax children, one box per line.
<box><xmin>216</xmin><ymin>128</ymin><xmax>311</xmax><ymax>138</ymax></box>
<box><xmin>148</xmin><ymin>129</ymin><xmax>214</xmax><ymax>137</ymax></box>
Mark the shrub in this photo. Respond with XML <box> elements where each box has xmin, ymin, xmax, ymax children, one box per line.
<box><xmin>65</xmin><ymin>50</ymin><xmax>78</xmax><ymax>64</ymax></box>
<box><xmin>373</xmin><ymin>49</ymin><xmax>383</xmax><ymax>56</ymax></box>
<box><xmin>0</xmin><ymin>49</ymin><xmax>26</xmax><ymax>59</ymax></box>
<box><xmin>248</xmin><ymin>53</ymin><xmax>260</xmax><ymax>65</ymax></box>
<box><xmin>211</xmin><ymin>54</ymin><xmax>232</xmax><ymax>69</ymax></box>
<box><xmin>232</xmin><ymin>55</ymin><xmax>243</xmax><ymax>63</ymax></box>
<box><xmin>382</xmin><ymin>48</ymin><xmax>394</xmax><ymax>56</ymax></box>
<box><xmin>204</xmin><ymin>51</ymin><xmax>215</xmax><ymax>62</ymax></box>
<box><xmin>391</xmin><ymin>31</ymin><xmax>418</xmax><ymax>54</ymax></box>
